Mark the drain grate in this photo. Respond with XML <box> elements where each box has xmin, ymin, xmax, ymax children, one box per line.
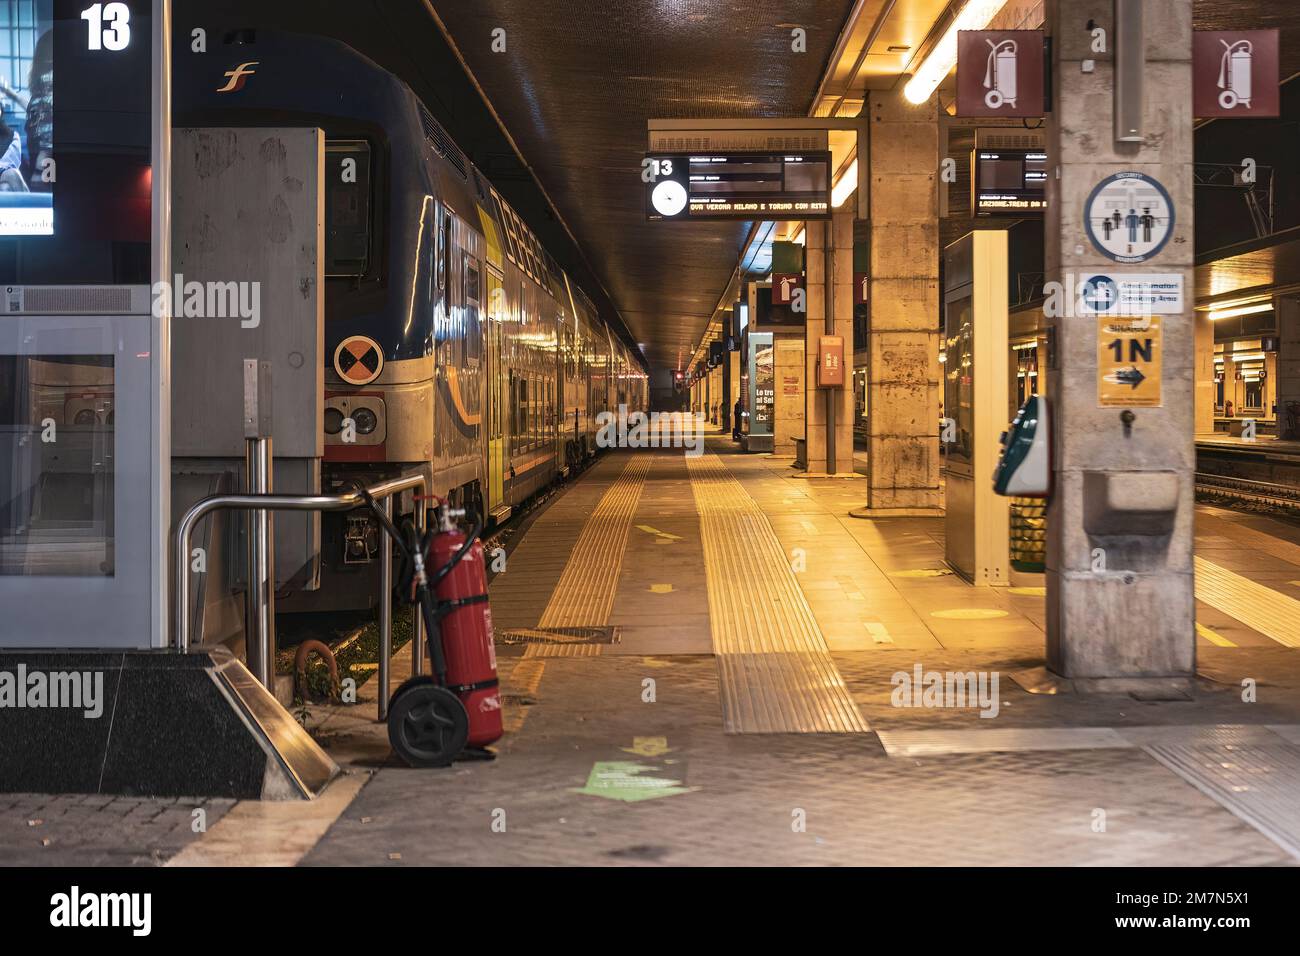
<box><xmin>499</xmin><ymin>626</ymin><xmax>621</xmax><ymax>658</ymax></box>
<box><xmin>499</xmin><ymin>626</ymin><xmax>621</xmax><ymax>646</ymax></box>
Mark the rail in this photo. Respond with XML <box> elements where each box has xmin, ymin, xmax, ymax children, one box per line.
<box><xmin>174</xmin><ymin>474</ymin><xmax>427</xmax><ymax>719</ymax></box>
<box><xmin>1194</xmin><ymin>472</ymin><xmax>1300</xmax><ymax>510</ymax></box>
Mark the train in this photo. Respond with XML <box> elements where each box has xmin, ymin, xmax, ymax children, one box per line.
<box><xmin>172</xmin><ymin>27</ymin><xmax>647</xmax><ymax>610</ymax></box>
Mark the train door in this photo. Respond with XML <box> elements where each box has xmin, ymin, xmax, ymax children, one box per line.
<box><xmin>485</xmin><ymin>267</ymin><xmax>505</xmax><ymax>515</ymax></box>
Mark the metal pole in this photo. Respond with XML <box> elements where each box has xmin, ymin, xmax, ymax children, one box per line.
<box><xmin>378</xmin><ymin>495</ymin><xmax>393</xmax><ymax>721</ymax></box>
<box><xmin>412</xmin><ymin>498</ymin><xmax>426</xmax><ymax>677</ymax></box>
<box><xmin>243</xmin><ymin>359</ymin><xmax>275</xmax><ymax>689</ymax></box>
<box><xmin>245</xmin><ymin>436</ymin><xmax>275</xmax><ymax>687</ymax></box>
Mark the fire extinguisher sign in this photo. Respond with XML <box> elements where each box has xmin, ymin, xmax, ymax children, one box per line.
<box><xmin>954</xmin><ymin>30</ymin><xmax>1046</xmax><ymax>118</ymax></box>
<box><xmin>1193</xmin><ymin>30</ymin><xmax>1280</xmax><ymax>118</ymax></box>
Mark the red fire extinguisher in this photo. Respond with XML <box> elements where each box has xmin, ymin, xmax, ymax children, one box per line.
<box><xmin>355</xmin><ymin>486</ymin><xmax>502</xmax><ymax>767</ymax></box>
<box><xmin>429</xmin><ymin>507</ymin><xmax>502</xmax><ymax>749</ymax></box>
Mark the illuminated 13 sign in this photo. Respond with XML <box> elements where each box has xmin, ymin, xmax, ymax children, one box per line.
<box><xmin>81</xmin><ymin>2</ymin><xmax>132</xmax><ymax>50</ymax></box>
<box><xmin>645</xmin><ymin>152</ymin><xmax>832</xmax><ymax>221</ymax></box>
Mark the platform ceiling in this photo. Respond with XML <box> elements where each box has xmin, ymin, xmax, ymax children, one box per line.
<box><xmin>427</xmin><ymin>0</ymin><xmax>856</xmax><ymax>371</ymax></box>
<box><xmin>184</xmin><ymin>1</ymin><xmax>1300</xmax><ymax>372</ymax></box>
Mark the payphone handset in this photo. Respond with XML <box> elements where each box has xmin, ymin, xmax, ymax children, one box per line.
<box><xmin>993</xmin><ymin>394</ymin><xmax>1051</xmax><ymax>497</ymax></box>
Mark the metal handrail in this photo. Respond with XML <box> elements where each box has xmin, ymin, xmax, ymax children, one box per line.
<box><xmin>174</xmin><ymin>474</ymin><xmax>427</xmax><ymax>719</ymax></box>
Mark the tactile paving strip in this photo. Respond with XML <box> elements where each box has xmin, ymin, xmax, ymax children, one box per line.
<box><xmin>688</xmin><ymin>454</ymin><xmax>868</xmax><ymax>734</ymax></box>
<box><xmin>1194</xmin><ymin>556</ymin><xmax>1300</xmax><ymax>648</ymax></box>
<box><xmin>876</xmin><ymin>727</ymin><xmax>1131</xmax><ymax>756</ymax></box>
<box><xmin>537</xmin><ymin>455</ymin><xmax>651</xmax><ymax>628</ymax></box>
<box><xmin>1143</xmin><ymin>737</ymin><xmax>1300</xmax><ymax>861</ymax></box>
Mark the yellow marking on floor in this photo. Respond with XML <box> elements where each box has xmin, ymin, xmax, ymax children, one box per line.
<box><xmin>648</xmin><ymin>583</ymin><xmax>675</xmax><ymax>594</ymax></box>
<box><xmin>622</xmin><ymin>736</ymin><xmax>672</xmax><ymax>757</ymax></box>
<box><xmin>931</xmin><ymin>608</ymin><xmax>1009</xmax><ymax>620</ymax></box>
<box><xmin>523</xmin><ymin>643</ymin><xmax>604</xmax><ymax>658</ymax></box>
<box><xmin>1008</xmin><ymin>586</ymin><xmax>1046</xmax><ymax>596</ymax></box>
<box><xmin>890</xmin><ymin>568</ymin><xmax>953</xmax><ymax>578</ymax></box>
<box><xmin>636</xmin><ymin>524</ymin><xmax>681</xmax><ymax>541</ymax></box>
<box><xmin>167</xmin><ymin>773</ymin><xmax>368</xmax><ymax>867</ymax></box>
<box><xmin>1196</xmin><ymin>622</ymin><xmax>1236</xmax><ymax>648</ymax></box>
<box><xmin>501</xmin><ymin>660</ymin><xmax>545</xmax><ymax>733</ymax></box>
<box><xmin>864</xmin><ymin>622</ymin><xmax>893</xmax><ymax>644</ymax></box>
<box><xmin>688</xmin><ymin>454</ymin><xmax>867</xmax><ymax>734</ymax></box>
<box><xmin>1195</xmin><ymin>556</ymin><xmax>1300</xmax><ymax>648</ymax></box>
<box><xmin>538</xmin><ymin>455</ymin><xmax>651</xmax><ymax>628</ymax></box>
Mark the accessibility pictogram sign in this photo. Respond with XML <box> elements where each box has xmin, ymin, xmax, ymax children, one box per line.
<box><xmin>1097</xmin><ymin>315</ymin><xmax>1162</xmax><ymax>408</ymax></box>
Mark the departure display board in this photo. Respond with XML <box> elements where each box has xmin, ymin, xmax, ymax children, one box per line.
<box><xmin>972</xmin><ymin>148</ymin><xmax>1046</xmax><ymax>216</ymax></box>
<box><xmin>646</xmin><ymin>152</ymin><xmax>832</xmax><ymax>221</ymax></box>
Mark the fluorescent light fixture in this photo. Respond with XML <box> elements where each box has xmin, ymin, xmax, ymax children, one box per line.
<box><xmin>903</xmin><ymin>0</ymin><xmax>1008</xmax><ymax>105</ymax></box>
<box><xmin>1229</xmin><ymin>352</ymin><xmax>1266</xmax><ymax>362</ymax></box>
<box><xmin>1208</xmin><ymin>302</ymin><xmax>1274</xmax><ymax>321</ymax></box>
<box><xmin>831</xmin><ymin>158</ymin><xmax>859</xmax><ymax>208</ymax></box>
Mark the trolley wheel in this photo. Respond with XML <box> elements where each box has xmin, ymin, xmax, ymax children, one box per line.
<box><xmin>1218</xmin><ymin>89</ymin><xmax>1239</xmax><ymax>110</ymax></box>
<box><xmin>984</xmin><ymin>89</ymin><xmax>1004</xmax><ymax>109</ymax></box>
<box><xmin>387</xmin><ymin>677</ymin><xmax>469</xmax><ymax>767</ymax></box>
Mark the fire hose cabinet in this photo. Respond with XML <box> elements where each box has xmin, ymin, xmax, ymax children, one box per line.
<box><xmin>817</xmin><ymin>335</ymin><xmax>845</xmax><ymax>388</ymax></box>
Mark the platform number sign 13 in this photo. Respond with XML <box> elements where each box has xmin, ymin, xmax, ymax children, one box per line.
<box><xmin>81</xmin><ymin>2</ymin><xmax>132</xmax><ymax>51</ymax></box>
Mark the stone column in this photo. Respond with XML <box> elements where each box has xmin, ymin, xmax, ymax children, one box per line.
<box><xmin>857</xmin><ymin>89</ymin><xmax>942</xmax><ymax>512</ymax></box>
<box><xmin>803</xmin><ymin>212</ymin><xmax>856</xmax><ymax>475</ymax></box>
<box><xmin>1277</xmin><ymin>296</ymin><xmax>1300</xmax><ymax>439</ymax></box>
<box><xmin>1194</xmin><ymin>309</ymin><xmax>1216</xmax><ymax>436</ymax></box>
<box><xmin>1044</xmin><ymin>0</ymin><xmax>1195</xmax><ymax>679</ymax></box>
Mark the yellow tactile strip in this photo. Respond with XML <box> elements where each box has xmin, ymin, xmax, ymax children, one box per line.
<box><xmin>1195</xmin><ymin>556</ymin><xmax>1300</xmax><ymax>648</ymax></box>
<box><xmin>689</xmin><ymin>454</ymin><xmax>868</xmax><ymax>734</ymax></box>
<box><xmin>537</xmin><ymin>455</ymin><xmax>652</xmax><ymax>628</ymax></box>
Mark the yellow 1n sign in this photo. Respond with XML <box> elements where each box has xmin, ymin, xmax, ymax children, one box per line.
<box><xmin>1097</xmin><ymin>315</ymin><xmax>1162</xmax><ymax>407</ymax></box>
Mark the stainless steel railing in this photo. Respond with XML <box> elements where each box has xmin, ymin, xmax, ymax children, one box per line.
<box><xmin>173</xmin><ymin>473</ymin><xmax>427</xmax><ymax>720</ymax></box>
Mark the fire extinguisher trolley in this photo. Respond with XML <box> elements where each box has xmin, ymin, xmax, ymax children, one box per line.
<box><xmin>355</xmin><ymin>486</ymin><xmax>504</xmax><ymax>767</ymax></box>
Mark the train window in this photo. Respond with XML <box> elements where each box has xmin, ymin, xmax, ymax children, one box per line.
<box><xmin>441</xmin><ymin>211</ymin><xmax>453</xmax><ymax>298</ymax></box>
<box><xmin>464</xmin><ymin>258</ymin><xmax>481</xmax><ymax>366</ymax></box>
<box><xmin>325</xmin><ymin>140</ymin><xmax>372</xmax><ymax>277</ymax></box>
<box><xmin>494</xmin><ymin>194</ymin><xmax>520</xmax><ymax>266</ymax></box>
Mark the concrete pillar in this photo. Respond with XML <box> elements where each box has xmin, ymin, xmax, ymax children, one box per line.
<box><xmin>772</xmin><ymin>333</ymin><xmax>804</xmax><ymax>456</ymax></box>
<box><xmin>1277</xmin><ymin>296</ymin><xmax>1300</xmax><ymax>439</ymax></box>
<box><xmin>1194</xmin><ymin>309</ymin><xmax>1216</xmax><ymax>436</ymax></box>
<box><xmin>803</xmin><ymin>212</ymin><xmax>856</xmax><ymax>475</ymax></box>
<box><xmin>727</xmin><ymin>348</ymin><xmax>741</xmax><ymax>437</ymax></box>
<box><xmin>1044</xmin><ymin>0</ymin><xmax>1195</xmax><ymax>679</ymax></box>
<box><xmin>858</xmin><ymin>89</ymin><xmax>942</xmax><ymax>512</ymax></box>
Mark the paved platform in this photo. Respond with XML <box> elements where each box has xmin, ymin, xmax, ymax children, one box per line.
<box><xmin>8</xmin><ymin>434</ymin><xmax>1300</xmax><ymax>866</ymax></box>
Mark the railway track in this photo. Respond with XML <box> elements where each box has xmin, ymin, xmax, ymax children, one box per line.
<box><xmin>1195</xmin><ymin>472</ymin><xmax>1300</xmax><ymax>512</ymax></box>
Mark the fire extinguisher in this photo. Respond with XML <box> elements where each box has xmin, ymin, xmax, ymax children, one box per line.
<box><xmin>428</xmin><ymin>505</ymin><xmax>503</xmax><ymax>749</ymax></box>
<box><xmin>355</xmin><ymin>486</ymin><xmax>502</xmax><ymax>767</ymax></box>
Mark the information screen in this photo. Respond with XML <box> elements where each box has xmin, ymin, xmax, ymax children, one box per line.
<box><xmin>972</xmin><ymin>148</ymin><xmax>1046</xmax><ymax>216</ymax></box>
<box><xmin>0</xmin><ymin>0</ymin><xmax>152</xmax><ymax>284</ymax></box>
<box><xmin>646</xmin><ymin>152</ymin><xmax>832</xmax><ymax>221</ymax></box>
<box><xmin>0</xmin><ymin>0</ymin><xmax>54</xmax><ymax>236</ymax></box>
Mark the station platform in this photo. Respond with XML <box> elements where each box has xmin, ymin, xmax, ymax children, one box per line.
<box><xmin>10</xmin><ymin>434</ymin><xmax>1300</xmax><ymax>866</ymax></box>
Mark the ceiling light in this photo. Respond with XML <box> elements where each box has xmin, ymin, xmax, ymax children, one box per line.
<box><xmin>831</xmin><ymin>158</ymin><xmax>858</xmax><ymax>208</ymax></box>
<box><xmin>1229</xmin><ymin>352</ymin><xmax>1266</xmax><ymax>362</ymax></box>
<box><xmin>1207</xmin><ymin>302</ymin><xmax>1274</xmax><ymax>321</ymax></box>
<box><xmin>903</xmin><ymin>0</ymin><xmax>1008</xmax><ymax>105</ymax></box>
